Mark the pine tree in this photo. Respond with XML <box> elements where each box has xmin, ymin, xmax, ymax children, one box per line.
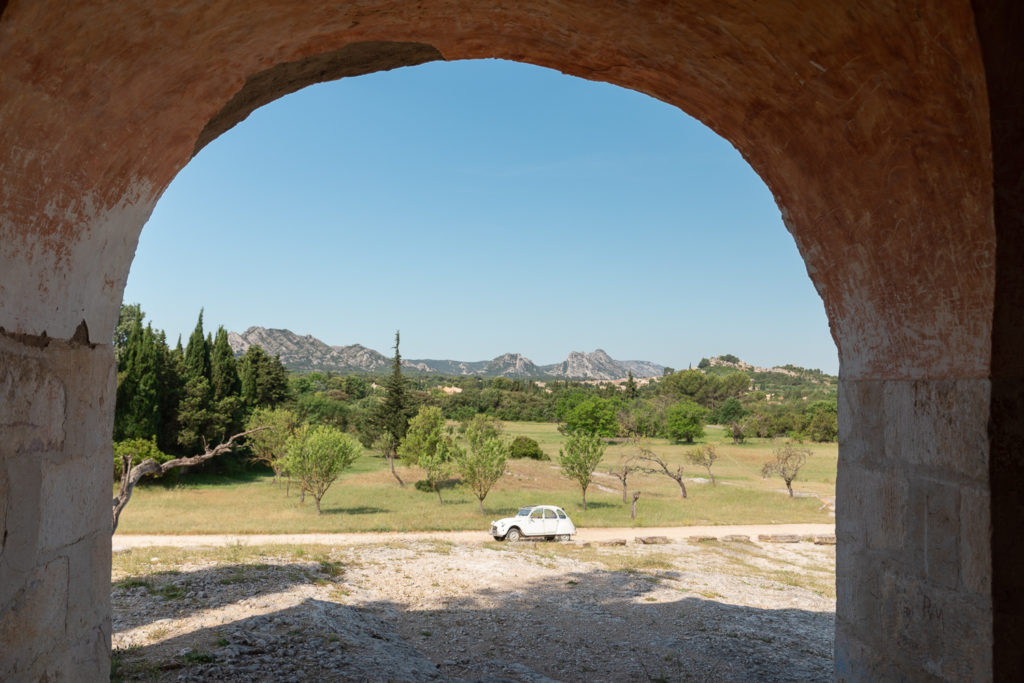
<box><xmin>239</xmin><ymin>345</ymin><xmax>290</xmax><ymax>408</ymax></box>
<box><xmin>114</xmin><ymin>303</ymin><xmax>145</xmax><ymax>365</ymax></box>
<box><xmin>210</xmin><ymin>326</ymin><xmax>240</xmax><ymax>401</ymax></box>
<box><xmin>114</xmin><ymin>320</ymin><xmax>161</xmax><ymax>440</ymax></box>
<box><xmin>179</xmin><ymin>310</ymin><xmax>214</xmax><ymax>449</ymax></box>
<box><xmin>625</xmin><ymin>371</ymin><xmax>638</xmax><ymax>399</ymax></box>
<box><xmin>183</xmin><ymin>309</ymin><xmax>211</xmax><ymax>382</ymax></box>
<box><xmin>155</xmin><ymin>330</ymin><xmax>184</xmax><ymax>453</ymax></box>
<box><xmin>374</xmin><ymin>331</ymin><xmax>413</xmax><ymax>442</ymax></box>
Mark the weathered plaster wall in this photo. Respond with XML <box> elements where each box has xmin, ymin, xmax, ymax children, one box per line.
<box><xmin>0</xmin><ymin>1</ymin><xmax>1003</xmax><ymax>679</ymax></box>
<box><xmin>972</xmin><ymin>0</ymin><xmax>1024</xmax><ymax>677</ymax></box>
<box><xmin>837</xmin><ymin>379</ymin><xmax>992</xmax><ymax>678</ymax></box>
<box><xmin>0</xmin><ymin>332</ymin><xmax>114</xmax><ymax>680</ymax></box>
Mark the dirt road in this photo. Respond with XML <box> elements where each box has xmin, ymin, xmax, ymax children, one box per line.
<box><xmin>113</xmin><ymin>523</ymin><xmax>834</xmax><ymax>550</ymax></box>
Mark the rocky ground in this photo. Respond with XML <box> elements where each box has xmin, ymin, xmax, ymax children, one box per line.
<box><xmin>111</xmin><ymin>531</ymin><xmax>835</xmax><ymax>682</ymax></box>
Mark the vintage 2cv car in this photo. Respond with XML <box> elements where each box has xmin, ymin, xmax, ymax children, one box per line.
<box><xmin>490</xmin><ymin>504</ymin><xmax>576</xmax><ymax>542</ymax></box>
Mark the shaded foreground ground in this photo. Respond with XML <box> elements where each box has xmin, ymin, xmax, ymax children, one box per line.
<box><xmin>112</xmin><ymin>529</ymin><xmax>835</xmax><ymax>681</ymax></box>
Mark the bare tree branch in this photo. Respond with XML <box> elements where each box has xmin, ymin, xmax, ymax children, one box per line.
<box><xmin>633</xmin><ymin>440</ymin><xmax>688</xmax><ymax>498</ymax></box>
<box><xmin>608</xmin><ymin>455</ymin><xmax>639</xmax><ymax>504</ymax></box>
<box><xmin>112</xmin><ymin>427</ymin><xmax>268</xmax><ymax>535</ymax></box>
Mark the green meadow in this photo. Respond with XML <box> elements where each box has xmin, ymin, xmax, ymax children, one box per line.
<box><xmin>114</xmin><ymin>422</ymin><xmax>836</xmax><ymax>535</ymax></box>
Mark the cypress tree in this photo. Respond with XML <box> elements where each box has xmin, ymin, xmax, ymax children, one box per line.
<box><xmin>155</xmin><ymin>329</ymin><xmax>184</xmax><ymax>453</ymax></box>
<box><xmin>179</xmin><ymin>310</ymin><xmax>215</xmax><ymax>450</ymax></box>
<box><xmin>183</xmin><ymin>309</ymin><xmax>211</xmax><ymax>382</ymax></box>
<box><xmin>114</xmin><ymin>321</ymin><xmax>161</xmax><ymax>440</ymax></box>
<box><xmin>239</xmin><ymin>345</ymin><xmax>290</xmax><ymax>408</ymax></box>
<box><xmin>114</xmin><ymin>303</ymin><xmax>144</xmax><ymax>366</ymax></box>
<box><xmin>374</xmin><ymin>331</ymin><xmax>413</xmax><ymax>442</ymax></box>
<box><xmin>210</xmin><ymin>326</ymin><xmax>240</xmax><ymax>401</ymax></box>
<box><xmin>625</xmin><ymin>371</ymin><xmax>639</xmax><ymax>399</ymax></box>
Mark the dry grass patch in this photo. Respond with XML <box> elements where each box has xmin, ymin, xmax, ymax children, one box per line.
<box><xmin>114</xmin><ymin>422</ymin><xmax>835</xmax><ymax>534</ymax></box>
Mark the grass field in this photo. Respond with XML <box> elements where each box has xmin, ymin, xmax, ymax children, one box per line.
<box><xmin>114</xmin><ymin>422</ymin><xmax>836</xmax><ymax>535</ymax></box>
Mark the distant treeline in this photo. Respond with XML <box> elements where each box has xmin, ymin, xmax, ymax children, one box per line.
<box><xmin>113</xmin><ymin>304</ymin><xmax>838</xmax><ymax>476</ymax></box>
<box><xmin>290</xmin><ymin>361</ymin><xmax>838</xmax><ymax>446</ymax></box>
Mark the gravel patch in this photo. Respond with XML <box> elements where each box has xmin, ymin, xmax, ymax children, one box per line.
<box><xmin>112</xmin><ymin>536</ymin><xmax>834</xmax><ymax>681</ymax></box>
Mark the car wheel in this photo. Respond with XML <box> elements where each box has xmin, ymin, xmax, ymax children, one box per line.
<box><xmin>557</xmin><ymin>534</ymin><xmax>571</xmax><ymax>542</ymax></box>
<box><xmin>506</xmin><ymin>527</ymin><xmax>521</xmax><ymax>542</ymax></box>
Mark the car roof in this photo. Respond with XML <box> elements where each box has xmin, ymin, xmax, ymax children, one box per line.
<box><xmin>523</xmin><ymin>504</ymin><xmax>564</xmax><ymax>511</ymax></box>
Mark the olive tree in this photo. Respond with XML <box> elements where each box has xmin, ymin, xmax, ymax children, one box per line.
<box><xmin>419</xmin><ymin>440</ymin><xmax>456</xmax><ymax>504</ymax></box>
<box><xmin>761</xmin><ymin>444</ymin><xmax>810</xmax><ymax>497</ymax></box>
<box><xmin>634</xmin><ymin>439</ymin><xmax>688</xmax><ymax>498</ymax></box>
<box><xmin>398</xmin><ymin>406</ymin><xmax>448</xmax><ymax>466</ymax></box>
<box><xmin>685</xmin><ymin>443</ymin><xmax>719</xmax><ymax>485</ymax></box>
<box><xmin>608</xmin><ymin>454</ymin><xmax>639</xmax><ymax>504</ymax></box>
<box><xmin>285</xmin><ymin>425</ymin><xmax>361</xmax><ymax>514</ymax></box>
<box><xmin>559</xmin><ymin>431</ymin><xmax>607</xmax><ymax>510</ymax></box>
<box><xmin>245</xmin><ymin>406</ymin><xmax>301</xmax><ymax>485</ymax></box>
<box><xmin>112</xmin><ymin>428</ymin><xmax>265</xmax><ymax>534</ymax></box>
<box><xmin>455</xmin><ymin>435</ymin><xmax>508</xmax><ymax>513</ymax></box>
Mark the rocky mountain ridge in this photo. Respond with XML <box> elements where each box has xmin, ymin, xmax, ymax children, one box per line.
<box><xmin>227</xmin><ymin>327</ymin><xmax>664</xmax><ymax>380</ymax></box>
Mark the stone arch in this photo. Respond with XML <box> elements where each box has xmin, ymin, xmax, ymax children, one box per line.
<box><xmin>0</xmin><ymin>1</ymin><xmax>1017</xmax><ymax>679</ymax></box>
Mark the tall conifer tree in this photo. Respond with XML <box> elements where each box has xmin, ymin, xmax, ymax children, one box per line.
<box><xmin>210</xmin><ymin>326</ymin><xmax>240</xmax><ymax>401</ymax></box>
<box><xmin>183</xmin><ymin>309</ymin><xmax>211</xmax><ymax>381</ymax></box>
<box><xmin>155</xmin><ymin>329</ymin><xmax>184</xmax><ymax>453</ymax></box>
<box><xmin>238</xmin><ymin>345</ymin><xmax>290</xmax><ymax>408</ymax></box>
<box><xmin>114</xmin><ymin>319</ymin><xmax>161</xmax><ymax>440</ymax></box>
<box><xmin>374</xmin><ymin>331</ymin><xmax>413</xmax><ymax>442</ymax></box>
<box><xmin>179</xmin><ymin>310</ymin><xmax>214</xmax><ymax>450</ymax></box>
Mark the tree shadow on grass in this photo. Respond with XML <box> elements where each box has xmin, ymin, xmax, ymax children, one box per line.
<box><xmin>321</xmin><ymin>506</ymin><xmax>390</xmax><ymax>515</ymax></box>
<box><xmin>575</xmin><ymin>501</ymin><xmax>618</xmax><ymax>510</ymax></box>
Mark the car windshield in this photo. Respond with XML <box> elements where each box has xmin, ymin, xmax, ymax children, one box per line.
<box><xmin>517</xmin><ymin>507</ymin><xmax>532</xmax><ymax>516</ymax></box>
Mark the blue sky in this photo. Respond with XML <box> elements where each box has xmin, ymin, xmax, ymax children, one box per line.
<box><xmin>124</xmin><ymin>59</ymin><xmax>838</xmax><ymax>374</ymax></box>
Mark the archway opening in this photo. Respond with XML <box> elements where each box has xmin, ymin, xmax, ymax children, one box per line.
<box><xmin>1</xmin><ymin>3</ymin><xmax>997</xmax><ymax>680</ymax></box>
<box><xmin>111</xmin><ymin>58</ymin><xmax>839</xmax><ymax>679</ymax></box>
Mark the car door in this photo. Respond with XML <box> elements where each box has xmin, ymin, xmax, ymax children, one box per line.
<box><xmin>526</xmin><ymin>508</ymin><xmax>545</xmax><ymax>536</ymax></box>
<box><xmin>542</xmin><ymin>508</ymin><xmax>559</xmax><ymax>535</ymax></box>
<box><xmin>554</xmin><ymin>508</ymin><xmax>574</xmax><ymax>535</ymax></box>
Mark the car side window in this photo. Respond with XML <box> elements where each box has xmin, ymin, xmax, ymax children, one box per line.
<box><xmin>556</xmin><ymin>509</ymin><xmax>567</xmax><ymax>519</ymax></box>
<box><xmin>530</xmin><ymin>509</ymin><xmax>543</xmax><ymax>519</ymax></box>
<box><xmin>544</xmin><ymin>509</ymin><xmax>556</xmax><ymax>519</ymax></box>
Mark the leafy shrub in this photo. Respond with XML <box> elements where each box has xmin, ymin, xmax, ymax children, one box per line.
<box><xmin>113</xmin><ymin>437</ymin><xmax>172</xmax><ymax>480</ymax></box>
<box><xmin>664</xmin><ymin>400</ymin><xmax>707</xmax><ymax>443</ymax></box>
<box><xmin>509</xmin><ymin>436</ymin><xmax>548</xmax><ymax>460</ymax></box>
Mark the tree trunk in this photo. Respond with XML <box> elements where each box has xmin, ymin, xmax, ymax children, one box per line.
<box><xmin>707</xmin><ymin>468</ymin><xmax>716</xmax><ymax>485</ymax></box>
<box><xmin>388</xmin><ymin>454</ymin><xmax>405</xmax><ymax>487</ymax></box>
<box><xmin>621</xmin><ymin>482</ymin><xmax>628</xmax><ymax>504</ymax></box>
<box><xmin>111</xmin><ymin>428</ymin><xmax>266</xmax><ymax>535</ymax></box>
<box><xmin>582</xmin><ymin>488</ymin><xmax>588</xmax><ymax>510</ymax></box>
<box><xmin>631</xmin><ymin>491</ymin><xmax>641</xmax><ymax>519</ymax></box>
<box><xmin>315</xmin><ymin>496</ymin><xmax>322</xmax><ymax>514</ymax></box>
<box><xmin>478</xmin><ymin>497</ymin><xmax>485</xmax><ymax>514</ymax></box>
<box><xmin>676</xmin><ymin>478</ymin><xmax>688</xmax><ymax>499</ymax></box>
<box><xmin>786</xmin><ymin>480</ymin><xmax>794</xmax><ymax>497</ymax></box>
<box><xmin>435</xmin><ymin>484</ymin><xmax>444</xmax><ymax>505</ymax></box>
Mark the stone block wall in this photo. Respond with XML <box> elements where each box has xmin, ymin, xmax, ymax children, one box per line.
<box><xmin>0</xmin><ymin>332</ymin><xmax>114</xmax><ymax>679</ymax></box>
<box><xmin>835</xmin><ymin>378</ymin><xmax>992</xmax><ymax>680</ymax></box>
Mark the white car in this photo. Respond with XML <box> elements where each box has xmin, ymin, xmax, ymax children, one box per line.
<box><xmin>491</xmin><ymin>505</ymin><xmax>576</xmax><ymax>542</ymax></box>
